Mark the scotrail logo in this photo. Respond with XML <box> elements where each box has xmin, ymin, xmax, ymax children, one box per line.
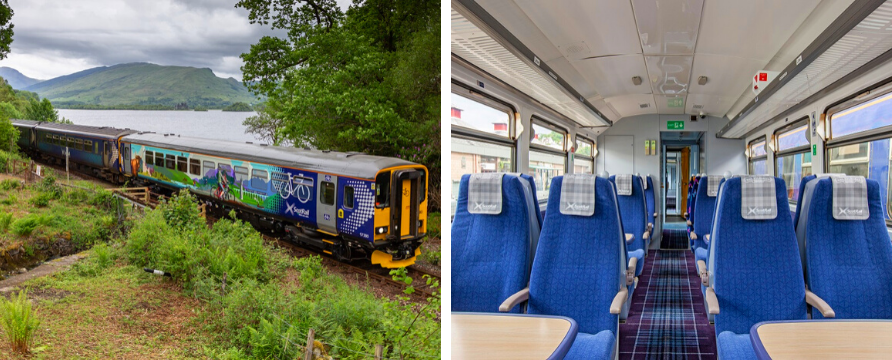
<box><xmin>747</xmin><ymin>207</ymin><xmax>773</xmax><ymax>216</ymax></box>
<box><xmin>563</xmin><ymin>203</ymin><xmax>591</xmax><ymax>211</ymax></box>
<box><xmin>838</xmin><ymin>208</ymin><xmax>863</xmax><ymax>216</ymax></box>
<box><xmin>285</xmin><ymin>203</ymin><xmax>310</xmax><ymax>218</ymax></box>
<box><xmin>473</xmin><ymin>202</ymin><xmax>499</xmax><ymax>212</ymax></box>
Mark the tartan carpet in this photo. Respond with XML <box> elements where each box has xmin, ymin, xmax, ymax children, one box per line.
<box><xmin>660</xmin><ymin>228</ymin><xmax>690</xmax><ymax>250</ymax></box>
<box><xmin>618</xmin><ymin>249</ymin><xmax>716</xmax><ymax>359</ymax></box>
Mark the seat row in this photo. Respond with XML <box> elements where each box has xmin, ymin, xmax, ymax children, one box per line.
<box><xmin>691</xmin><ymin>174</ymin><xmax>892</xmax><ymax>359</ymax></box>
<box><xmin>452</xmin><ymin>173</ymin><xmax>656</xmax><ymax>359</ymax></box>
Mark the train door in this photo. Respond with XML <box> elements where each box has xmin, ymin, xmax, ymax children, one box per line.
<box><xmin>390</xmin><ymin>169</ymin><xmax>423</xmax><ymax>238</ymax></box>
<box><xmin>316</xmin><ymin>174</ymin><xmax>338</xmax><ymax>234</ymax></box>
<box><xmin>122</xmin><ymin>144</ymin><xmax>131</xmax><ymax>175</ymax></box>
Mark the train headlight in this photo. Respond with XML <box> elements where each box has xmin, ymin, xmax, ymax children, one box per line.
<box><xmin>375</xmin><ymin>226</ymin><xmax>388</xmax><ymax>235</ymax></box>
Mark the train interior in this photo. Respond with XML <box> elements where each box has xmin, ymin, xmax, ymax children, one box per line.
<box><xmin>451</xmin><ymin>0</ymin><xmax>892</xmax><ymax>359</ymax></box>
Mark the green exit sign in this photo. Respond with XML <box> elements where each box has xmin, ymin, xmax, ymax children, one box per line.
<box><xmin>667</xmin><ymin>97</ymin><xmax>684</xmax><ymax>108</ymax></box>
<box><xmin>667</xmin><ymin>121</ymin><xmax>685</xmax><ymax>130</ymax></box>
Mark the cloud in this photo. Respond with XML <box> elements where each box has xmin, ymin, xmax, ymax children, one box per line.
<box><xmin>0</xmin><ymin>0</ymin><xmax>351</xmax><ymax>80</ymax></box>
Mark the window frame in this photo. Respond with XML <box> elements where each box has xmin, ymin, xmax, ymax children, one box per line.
<box><xmin>165</xmin><ymin>154</ymin><xmax>176</xmax><ymax>169</ymax></box>
<box><xmin>747</xmin><ymin>136</ymin><xmax>768</xmax><ymax>175</ymax></box>
<box><xmin>189</xmin><ymin>159</ymin><xmax>201</xmax><ymax>175</ymax></box>
<box><xmin>529</xmin><ymin>116</ymin><xmax>569</xmax><ymax>203</ymax></box>
<box><xmin>145</xmin><ymin>151</ymin><xmax>154</xmax><ymax>166</ymax></box>
<box><xmin>234</xmin><ymin>166</ymin><xmax>249</xmax><ymax>182</ymax></box>
<box><xmin>343</xmin><ymin>186</ymin><xmax>355</xmax><ymax>209</ymax></box>
<box><xmin>75</xmin><ymin>139</ymin><xmax>83</xmax><ymax>151</ymax></box>
<box><xmin>574</xmin><ymin>135</ymin><xmax>595</xmax><ymax>174</ymax></box>
<box><xmin>85</xmin><ymin>140</ymin><xmax>94</xmax><ymax>153</ymax></box>
<box><xmin>176</xmin><ymin>156</ymin><xmax>188</xmax><ymax>173</ymax></box>
<box><xmin>202</xmin><ymin>161</ymin><xmax>215</xmax><ymax>176</ymax></box>
<box><xmin>321</xmin><ymin>181</ymin><xmax>335</xmax><ymax>206</ymax></box>
<box><xmin>252</xmin><ymin>169</ymin><xmax>268</xmax><ymax>181</ymax></box>
<box><xmin>774</xmin><ymin>118</ymin><xmax>812</xmax><ymax>205</ymax></box>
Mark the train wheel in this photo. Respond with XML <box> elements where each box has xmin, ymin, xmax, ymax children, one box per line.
<box><xmin>334</xmin><ymin>244</ymin><xmax>352</xmax><ymax>262</ymax></box>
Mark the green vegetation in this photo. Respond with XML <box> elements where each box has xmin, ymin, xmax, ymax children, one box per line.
<box><xmin>24</xmin><ymin>63</ymin><xmax>259</xmax><ymax>109</ymax></box>
<box><xmin>0</xmin><ymin>290</ymin><xmax>40</xmax><ymax>354</ymax></box>
<box><xmin>193</xmin><ymin>105</ymin><xmax>208</xmax><ymax>111</ymax></box>
<box><xmin>53</xmin><ymin>103</ymin><xmax>178</xmax><ymax>110</ymax></box>
<box><xmin>0</xmin><ymin>0</ymin><xmax>12</xmax><ymax>61</ymax></box>
<box><xmin>238</xmin><ymin>0</ymin><xmax>440</xmax><ymax>211</ymax></box>
<box><xmin>222</xmin><ymin>101</ymin><xmax>253</xmax><ymax>112</ymax></box>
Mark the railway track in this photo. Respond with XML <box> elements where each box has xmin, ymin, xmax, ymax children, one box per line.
<box><xmin>21</xmin><ymin>157</ymin><xmax>440</xmax><ymax>301</ymax></box>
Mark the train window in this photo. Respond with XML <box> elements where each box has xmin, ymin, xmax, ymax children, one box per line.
<box><xmin>53</xmin><ymin>135</ymin><xmax>60</xmax><ymax>146</ymax></box>
<box><xmin>165</xmin><ymin>154</ymin><xmax>175</xmax><ymax>169</ymax></box>
<box><xmin>376</xmin><ymin>171</ymin><xmax>390</xmax><ymax>208</ymax></box>
<box><xmin>344</xmin><ymin>186</ymin><xmax>354</xmax><ymax>209</ymax></box>
<box><xmin>85</xmin><ymin>140</ymin><xmax>93</xmax><ymax>153</ymax></box>
<box><xmin>155</xmin><ymin>153</ymin><xmax>165</xmax><ymax>168</ymax></box>
<box><xmin>830</xmin><ymin>91</ymin><xmax>892</xmax><ymax>138</ymax></box>
<box><xmin>234</xmin><ymin>166</ymin><xmax>249</xmax><ymax>182</ymax></box>
<box><xmin>747</xmin><ymin>137</ymin><xmax>768</xmax><ymax>175</ymax></box>
<box><xmin>774</xmin><ymin>120</ymin><xmax>812</xmax><ymax>203</ymax></box>
<box><xmin>189</xmin><ymin>159</ymin><xmax>200</xmax><ymax>175</ymax></box>
<box><xmin>202</xmin><ymin>161</ymin><xmax>215</xmax><ymax>176</ymax></box>
<box><xmin>44</xmin><ymin>134</ymin><xmax>51</xmax><ymax>144</ymax></box>
<box><xmin>418</xmin><ymin>169</ymin><xmax>427</xmax><ymax>202</ymax></box>
<box><xmin>75</xmin><ymin>139</ymin><xmax>83</xmax><ymax>151</ymax></box>
<box><xmin>146</xmin><ymin>151</ymin><xmax>154</xmax><ymax>166</ymax></box>
<box><xmin>451</xmin><ymin>92</ymin><xmax>515</xmax><ymax>217</ymax></box>
<box><xmin>252</xmin><ymin>169</ymin><xmax>268</xmax><ymax>181</ymax></box>
<box><xmin>574</xmin><ymin>137</ymin><xmax>595</xmax><ymax>174</ymax></box>
<box><xmin>529</xmin><ymin>117</ymin><xmax>567</xmax><ymax>203</ymax></box>
<box><xmin>176</xmin><ymin>156</ymin><xmax>187</xmax><ymax>172</ymax></box>
<box><xmin>321</xmin><ymin>181</ymin><xmax>335</xmax><ymax>205</ymax></box>
<box><xmin>271</xmin><ymin>172</ymin><xmax>287</xmax><ymax>191</ymax></box>
<box><xmin>67</xmin><ymin>137</ymin><xmax>74</xmax><ymax>148</ymax></box>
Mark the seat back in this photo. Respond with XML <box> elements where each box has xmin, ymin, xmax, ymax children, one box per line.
<box><xmin>644</xmin><ymin>175</ymin><xmax>656</xmax><ymax>229</ymax></box>
<box><xmin>609</xmin><ymin>174</ymin><xmax>648</xmax><ymax>252</ymax></box>
<box><xmin>519</xmin><ymin>173</ymin><xmax>544</xmax><ymax>229</ymax></box>
<box><xmin>806</xmin><ymin>176</ymin><xmax>892</xmax><ymax>319</ymax></box>
<box><xmin>708</xmin><ymin>176</ymin><xmax>806</xmax><ymax>334</ymax></box>
<box><xmin>692</xmin><ymin>175</ymin><xmax>723</xmax><ymax>250</ymax></box>
<box><xmin>793</xmin><ymin>174</ymin><xmax>817</xmax><ymax>232</ymax></box>
<box><xmin>451</xmin><ymin>173</ymin><xmax>539</xmax><ymax>313</ymax></box>
<box><xmin>528</xmin><ymin>175</ymin><xmax>625</xmax><ymax>335</ymax></box>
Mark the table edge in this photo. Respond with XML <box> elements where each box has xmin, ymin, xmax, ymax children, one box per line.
<box><xmin>749</xmin><ymin>319</ymin><xmax>892</xmax><ymax>360</ymax></box>
<box><xmin>452</xmin><ymin>312</ymin><xmax>579</xmax><ymax>360</ymax></box>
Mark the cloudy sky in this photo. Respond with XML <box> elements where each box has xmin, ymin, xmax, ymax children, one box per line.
<box><xmin>1</xmin><ymin>0</ymin><xmax>351</xmax><ymax>81</ymax></box>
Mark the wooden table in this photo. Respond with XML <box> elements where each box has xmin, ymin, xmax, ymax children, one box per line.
<box><xmin>452</xmin><ymin>312</ymin><xmax>578</xmax><ymax>359</ymax></box>
<box><xmin>750</xmin><ymin>320</ymin><xmax>892</xmax><ymax>359</ymax></box>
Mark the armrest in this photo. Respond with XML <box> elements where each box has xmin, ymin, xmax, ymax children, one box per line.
<box><xmin>625</xmin><ymin>233</ymin><xmax>634</xmax><ymax>244</ymax></box>
<box><xmin>626</xmin><ymin>256</ymin><xmax>638</xmax><ymax>286</ymax></box>
<box><xmin>499</xmin><ymin>288</ymin><xmax>530</xmax><ymax>312</ymax></box>
<box><xmin>690</xmin><ymin>232</ymin><xmax>698</xmax><ymax>240</ymax></box>
<box><xmin>647</xmin><ymin>223</ymin><xmax>653</xmax><ymax>232</ymax></box>
<box><xmin>686</xmin><ymin>220</ymin><xmax>693</xmax><ymax>226</ymax></box>
<box><xmin>806</xmin><ymin>290</ymin><xmax>835</xmax><ymax>318</ymax></box>
<box><xmin>697</xmin><ymin>260</ymin><xmax>708</xmax><ymax>286</ymax></box>
<box><xmin>642</xmin><ymin>231</ymin><xmax>650</xmax><ymax>241</ymax></box>
<box><xmin>705</xmin><ymin>287</ymin><xmax>720</xmax><ymax>315</ymax></box>
<box><xmin>704</xmin><ymin>234</ymin><xmax>710</xmax><ymax>244</ymax></box>
<box><xmin>610</xmin><ymin>287</ymin><xmax>629</xmax><ymax>314</ymax></box>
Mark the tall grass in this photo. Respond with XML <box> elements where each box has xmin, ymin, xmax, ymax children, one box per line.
<box><xmin>0</xmin><ymin>212</ymin><xmax>12</xmax><ymax>233</ymax></box>
<box><xmin>0</xmin><ymin>290</ymin><xmax>40</xmax><ymax>354</ymax></box>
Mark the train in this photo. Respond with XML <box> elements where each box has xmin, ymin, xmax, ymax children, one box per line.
<box><xmin>11</xmin><ymin>119</ymin><xmax>428</xmax><ymax>268</ymax></box>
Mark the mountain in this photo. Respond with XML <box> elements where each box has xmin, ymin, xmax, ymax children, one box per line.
<box><xmin>24</xmin><ymin>63</ymin><xmax>258</xmax><ymax>108</ymax></box>
<box><xmin>0</xmin><ymin>67</ymin><xmax>43</xmax><ymax>89</ymax></box>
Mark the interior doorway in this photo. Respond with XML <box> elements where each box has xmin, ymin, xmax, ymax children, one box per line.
<box><xmin>660</xmin><ymin>131</ymin><xmax>703</xmax><ymax>225</ymax></box>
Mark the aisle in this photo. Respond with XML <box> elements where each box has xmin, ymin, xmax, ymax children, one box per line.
<box><xmin>660</xmin><ymin>227</ymin><xmax>689</xmax><ymax>250</ymax></box>
<box><xmin>618</xmin><ymin>246</ymin><xmax>716</xmax><ymax>359</ymax></box>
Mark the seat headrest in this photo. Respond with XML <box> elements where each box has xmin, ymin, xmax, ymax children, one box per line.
<box><xmin>560</xmin><ymin>174</ymin><xmax>596</xmax><ymax>216</ymax></box>
<box><xmin>468</xmin><ymin>173</ymin><xmax>505</xmax><ymax>214</ymax></box>
<box><xmin>706</xmin><ymin>175</ymin><xmax>722</xmax><ymax>197</ymax></box>
<box><xmin>615</xmin><ymin>174</ymin><xmax>633</xmax><ymax>195</ymax></box>
<box><xmin>830</xmin><ymin>175</ymin><xmax>869</xmax><ymax>220</ymax></box>
<box><xmin>741</xmin><ymin>175</ymin><xmax>777</xmax><ymax>220</ymax></box>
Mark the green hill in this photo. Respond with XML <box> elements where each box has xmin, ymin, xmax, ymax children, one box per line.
<box><xmin>24</xmin><ymin>63</ymin><xmax>259</xmax><ymax>109</ymax></box>
<box><xmin>0</xmin><ymin>67</ymin><xmax>43</xmax><ymax>89</ymax></box>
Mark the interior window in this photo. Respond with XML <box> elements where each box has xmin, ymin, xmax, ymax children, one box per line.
<box><xmin>574</xmin><ymin>137</ymin><xmax>595</xmax><ymax>174</ymax></box>
<box><xmin>344</xmin><ymin>186</ymin><xmax>354</xmax><ymax>209</ymax></box>
<box><xmin>321</xmin><ymin>181</ymin><xmax>335</xmax><ymax>205</ymax></box>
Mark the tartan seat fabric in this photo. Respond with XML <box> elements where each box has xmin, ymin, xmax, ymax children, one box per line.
<box><xmin>610</xmin><ymin>175</ymin><xmax>648</xmax><ymax>277</ymax></box>
<box><xmin>451</xmin><ymin>173</ymin><xmax>539</xmax><ymax>313</ymax></box>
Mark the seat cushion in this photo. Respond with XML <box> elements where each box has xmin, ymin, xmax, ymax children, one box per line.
<box><xmin>628</xmin><ymin>249</ymin><xmax>645</xmax><ymax>277</ymax></box>
<box><xmin>695</xmin><ymin>247</ymin><xmax>708</xmax><ymax>264</ymax></box>
<box><xmin>564</xmin><ymin>330</ymin><xmax>615</xmax><ymax>360</ymax></box>
<box><xmin>717</xmin><ymin>331</ymin><xmax>757</xmax><ymax>360</ymax></box>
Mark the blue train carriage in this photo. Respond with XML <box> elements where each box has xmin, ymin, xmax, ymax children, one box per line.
<box><xmin>119</xmin><ymin>133</ymin><xmax>428</xmax><ymax>268</ymax></box>
<box><xmin>11</xmin><ymin>120</ymin><xmax>136</xmax><ymax>182</ymax></box>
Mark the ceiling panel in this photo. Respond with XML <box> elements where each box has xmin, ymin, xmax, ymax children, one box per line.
<box><xmin>605</xmin><ymin>94</ymin><xmax>659</xmax><ymax>117</ymax></box>
<box><xmin>632</xmin><ymin>0</ymin><xmax>704</xmax><ymax>55</ymax></box>
<box><xmin>574</xmin><ymin>55</ymin><xmax>650</xmax><ymax>98</ymax></box>
<box><xmin>546</xmin><ymin>56</ymin><xmax>600</xmax><ymax>99</ymax></box>
<box><xmin>645</xmin><ymin>55</ymin><xmax>693</xmax><ymax>95</ymax></box>
<box><xmin>685</xmin><ymin>93</ymin><xmax>738</xmax><ymax>116</ymax></box>
<box><xmin>475</xmin><ymin>0</ymin><xmax>564</xmax><ymax>62</ymax></box>
<box><xmin>510</xmin><ymin>0</ymin><xmax>642</xmax><ymax>58</ymax></box>
<box><xmin>655</xmin><ymin>94</ymin><xmax>688</xmax><ymax>114</ymax></box>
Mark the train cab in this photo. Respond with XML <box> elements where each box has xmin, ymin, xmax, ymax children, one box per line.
<box><xmin>449</xmin><ymin>1</ymin><xmax>892</xmax><ymax>359</ymax></box>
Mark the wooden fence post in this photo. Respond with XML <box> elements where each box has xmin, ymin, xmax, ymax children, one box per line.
<box><xmin>304</xmin><ymin>328</ymin><xmax>315</xmax><ymax>360</ymax></box>
<box><xmin>375</xmin><ymin>344</ymin><xmax>384</xmax><ymax>360</ymax></box>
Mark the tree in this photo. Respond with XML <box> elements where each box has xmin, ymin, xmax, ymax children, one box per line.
<box><xmin>243</xmin><ymin>103</ymin><xmax>289</xmax><ymax>146</ymax></box>
<box><xmin>23</xmin><ymin>98</ymin><xmax>71</xmax><ymax>124</ymax></box>
<box><xmin>0</xmin><ymin>1</ymin><xmax>12</xmax><ymax>60</ymax></box>
<box><xmin>237</xmin><ymin>0</ymin><xmax>441</xmax><ymax>210</ymax></box>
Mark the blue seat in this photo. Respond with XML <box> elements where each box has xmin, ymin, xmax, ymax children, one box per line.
<box><xmin>644</xmin><ymin>175</ymin><xmax>657</xmax><ymax>241</ymax></box>
<box><xmin>452</xmin><ymin>173</ymin><xmax>540</xmax><ymax>313</ymax></box>
<box><xmin>610</xmin><ymin>174</ymin><xmax>648</xmax><ymax>276</ymax></box>
<box><xmin>806</xmin><ymin>176</ymin><xmax>892</xmax><ymax>319</ymax></box>
<box><xmin>691</xmin><ymin>175</ymin><xmax>723</xmax><ymax>252</ymax></box>
<box><xmin>500</xmin><ymin>175</ymin><xmax>634</xmax><ymax>360</ymax></box>
<box><xmin>519</xmin><ymin>173</ymin><xmax>544</xmax><ymax>230</ymax></box>
<box><xmin>704</xmin><ymin>176</ymin><xmax>833</xmax><ymax>360</ymax></box>
<box><xmin>792</xmin><ymin>174</ymin><xmax>817</xmax><ymax>232</ymax></box>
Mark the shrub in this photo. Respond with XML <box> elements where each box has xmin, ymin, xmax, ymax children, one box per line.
<box><xmin>0</xmin><ymin>212</ymin><xmax>11</xmax><ymax>232</ymax></box>
<box><xmin>10</xmin><ymin>214</ymin><xmax>51</xmax><ymax>236</ymax></box>
<box><xmin>0</xmin><ymin>179</ymin><xmax>19</xmax><ymax>191</ymax></box>
<box><xmin>0</xmin><ymin>290</ymin><xmax>40</xmax><ymax>354</ymax></box>
<box><xmin>0</xmin><ymin>193</ymin><xmax>16</xmax><ymax>205</ymax></box>
<box><xmin>28</xmin><ymin>192</ymin><xmax>53</xmax><ymax>207</ymax></box>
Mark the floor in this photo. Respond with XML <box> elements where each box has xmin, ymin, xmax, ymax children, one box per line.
<box><xmin>618</xmin><ymin>230</ymin><xmax>716</xmax><ymax>359</ymax></box>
